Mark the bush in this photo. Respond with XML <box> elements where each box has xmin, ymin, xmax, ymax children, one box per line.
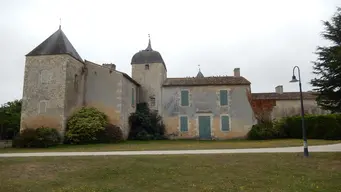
<box><xmin>98</xmin><ymin>124</ymin><xmax>124</xmax><ymax>143</ymax></box>
<box><xmin>65</xmin><ymin>107</ymin><xmax>108</xmax><ymax>144</ymax></box>
<box><xmin>12</xmin><ymin>127</ymin><xmax>61</xmax><ymax>148</ymax></box>
<box><xmin>247</xmin><ymin>121</ymin><xmax>286</xmax><ymax>140</ymax></box>
<box><xmin>279</xmin><ymin>114</ymin><xmax>341</xmax><ymax>140</ymax></box>
<box><xmin>0</xmin><ymin>99</ymin><xmax>22</xmax><ymax>140</ymax></box>
<box><xmin>248</xmin><ymin>114</ymin><xmax>341</xmax><ymax>140</ymax></box>
<box><xmin>128</xmin><ymin>103</ymin><xmax>166</xmax><ymax>140</ymax></box>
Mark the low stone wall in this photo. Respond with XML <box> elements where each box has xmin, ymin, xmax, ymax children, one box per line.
<box><xmin>0</xmin><ymin>140</ymin><xmax>12</xmax><ymax>148</ymax></box>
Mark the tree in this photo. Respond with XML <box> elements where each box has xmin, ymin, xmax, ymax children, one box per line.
<box><xmin>0</xmin><ymin>99</ymin><xmax>22</xmax><ymax>139</ymax></box>
<box><xmin>311</xmin><ymin>7</ymin><xmax>341</xmax><ymax>113</ymax></box>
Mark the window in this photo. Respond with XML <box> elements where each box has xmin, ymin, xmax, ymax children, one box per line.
<box><xmin>221</xmin><ymin>115</ymin><xmax>230</xmax><ymax>131</ymax></box>
<box><xmin>180</xmin><ymin>90</ymin><xmax>189</xmax><ymax>106</ymax></box>
<box><xmin>38</xmin><ymin>100</ymin><xmax>48</xmax><ymax>114</ymax></box>
<box><xmin>74</xmin><ymin>74</ymin><xmax>79</xmax><ymax>91</ymax></box>
<box><xmin>145</xmin><ymin>64</ymin><xmax>149</xmax><ymax>70</ymax></box>
<box><xmin>40</xmin><ymin>70</ymin><xmax>52</xmax><ymax>84</ymax></box>
<box><xmin>150</xmin><ymin>96</ymin><xmax>155</xmax><ymax>107</ymax></box>
<box><xmin>131</xmin><ymin>88</ymin><xmax>135</xmax><ymax>107</ymax></box>
<box><xmin>180</xmin><ymin>116</ymin><xmax>188</xmax><ymax>132</ymax></box>
<box><xmin>220</xmin><ymin>90</ymin><xmax>228</xmax><ymax>106</ymax></box>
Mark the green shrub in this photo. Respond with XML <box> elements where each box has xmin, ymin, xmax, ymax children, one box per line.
<box><xmin>128</xmin><ymin>103</ymin><xmax>166</xmax><ymax>140</ymax></box>
<box><xmin>248</xmin><ymin>114</ymin><xmax>341</xmax><ymax>140</ymax></box>
<box><xmin>247</xmin><ymin>121</ymin><xmax>285</xmax><ymax>140</ymax></box>
<box><xmin>279</xmin><ymin>114</ymin><xmax>341</xmax><ymax>140</ymax></box>
<box><xmin>12</xmin><ymin>129</ymin><xmax>37</xmax><ymax>148</ymax></box>
<box><xmin>35</xmin><ymin>127</ymin><xmax>61</xmax><ymax>147</ymax></box>
<box><xmin>98</xmin><ymin>124</ymin><xmax>124</xmax><ymax>143</ymax></box>
<box><xmin>12</xmin><ymin>127</ymin><xmax>61</xmax><ymax>148</ymax></box>
<box><xmin>65</xmin><ymin>107</ymin><xmax>108</xmax><ymax>144</ymax></box>
<box><xmin>0</xmin><ymin>99</ymin><xmax>22</xmax><ymax>140</ymax></box>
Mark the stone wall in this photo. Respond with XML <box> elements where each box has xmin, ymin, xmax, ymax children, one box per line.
<box><xmin>20</xmin><ymin>55</ymin><xmax>71</xmax><ymax>133</ymax></box>
<box><xmin>120</xmin><ymin>77</ymin><xmax>139</xmax><ymax>138</ymax></box>
<box><xmin>161</xmin><ymin>85</ymin><xmax>255</xmax><ymax>139</ymax></box>
<box><xmin>63</xmin><ymin>56</ymin><xmax>85</xmax><ymax>135</ymax></box>
<box><xmin>84</xmin><ymin>61</ymin><xmax>138</xmax><ymax>138</ymax></box>
<box><xmin>271</xmin><ymin>99</ymin><xmax>328</xmax><ymax>119</ymax></box>
<box><xmin>131</xmin><ymin>62</ymin><xmax>166</xmax><ymax>113</ymax></box>
<box><xmin>84</xmin><ymin>60</ymin><xmax>123</xmax><ymax>127</ymax></box>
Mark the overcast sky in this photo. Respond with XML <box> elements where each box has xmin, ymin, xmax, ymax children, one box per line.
<box><xmin>0</xmin><ymin>0</ymin><xmax>340</xmax><ymax>104</ymax></box>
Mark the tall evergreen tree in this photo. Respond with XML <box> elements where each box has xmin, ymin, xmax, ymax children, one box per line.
<box><xmin>311</xmin><ymin>7</ymin><xmax>341</xmax><ymax>113</ymax></box>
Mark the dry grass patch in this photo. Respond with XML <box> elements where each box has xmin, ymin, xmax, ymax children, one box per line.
<box><xmin>0</xmin><ymin>153</ymin><xmax>340</xmax><ymax>192</ymax></box>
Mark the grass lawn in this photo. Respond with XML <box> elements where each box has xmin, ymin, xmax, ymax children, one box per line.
<box><xmin>0</xmin><ymin>153</ymin><xmax>340</xmax><ymax>192</ymax></box>
<box><xmin>0</xmin><ymin>139</ymin><xmax>340</xmax><ymax>153</ymax></box>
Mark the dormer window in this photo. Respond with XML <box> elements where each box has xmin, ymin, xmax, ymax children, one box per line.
<box><xmin>145</xmin><ymin>64</ymin><xmax>149</xmax><ymax>70</ymax></box>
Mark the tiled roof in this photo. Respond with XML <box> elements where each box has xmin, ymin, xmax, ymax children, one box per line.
<box><xmin>251</xmin><ymin>92</ymin><xmax>318</xmax><ymax>100</ymax></box>
<box><xmin>26</xmin><ymin>26</ymin><xmax>83</xmax><ymax>62</ymax></box>
<box><xmin>163</xmin><ymin>76</ymin><xmax>251</xmax><ymax>86</ymax></box>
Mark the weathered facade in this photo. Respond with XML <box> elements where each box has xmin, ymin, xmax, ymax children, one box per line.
<box><xmin>252</xmin><ymin>85</ymin><xmax>327</xmax><ymax>121</ymax></box>
<box><xmin>20</xmin><ymin>26</ymin><xmax>139</xmax><ymax>139</ymax></box>
<box><xmin>20</xmin><ymin>26</ymin><xmax>324</xmax><ymax>140</ymax></box>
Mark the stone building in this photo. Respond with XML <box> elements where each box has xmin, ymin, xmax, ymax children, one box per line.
<box><xmin>252</xmin><ymin>85</ymin><xmax>327</xmax><ymax>121</ymax></box>
<box><xmin>20</xmin><ymin>26</ymin><xmax>324</xmax><ymax>140</ymax></box>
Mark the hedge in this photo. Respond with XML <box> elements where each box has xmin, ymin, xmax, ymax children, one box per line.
<box><xmin>279</xmin><ymin>114</ymin><xmax>341</xmax><ymax>140</ymax></box>
<box><xmin>12</xmin><ymin>127</ymin><xmax>61</xmax><ymax>148</ymax></box>
<box><xmin>248</xmin><ymin>114</ymin><xmax>341</xmax><ymax>140</ymax></box>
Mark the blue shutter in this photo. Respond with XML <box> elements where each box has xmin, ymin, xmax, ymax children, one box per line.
<box><xmin>181</xmin><ymin>90</ymin><xmax>189</xmax><ymax>106</ymax></box>
<box><xmin>180</xmin><ymin>116</ymin><xmax>188</xmax><ymax>132</ymax></box>
<box><xmin>221</xmin><ymin>116</ymin><xmax>230</xmax><ymax>131</ymax></box>
<box><xmin>132</xmin><ymin>88</ymin><xmax>135</xmax><ymax>106</ymax></box>
<box><xmin>220</xmin><ymin>90</ymin><xmax>228</xmax><ymax>106</ymax></box>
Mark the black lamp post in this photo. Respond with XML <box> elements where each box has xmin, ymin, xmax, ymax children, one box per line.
<box><xmin>290</xmin><ymin>66</ymin><xmax>309</xmax><ymax>157</ymax></box>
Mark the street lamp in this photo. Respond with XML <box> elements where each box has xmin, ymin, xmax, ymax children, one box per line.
<box><xmin>290</xmin><ymin>66</ymin><xmax>309</xmax><ymax>157</ymax></box>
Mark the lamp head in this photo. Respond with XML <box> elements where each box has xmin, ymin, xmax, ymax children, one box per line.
<box><xmin>290</xmin><ymin>75</ymin><xmax>298</xmax><ymax>83</ymax></box>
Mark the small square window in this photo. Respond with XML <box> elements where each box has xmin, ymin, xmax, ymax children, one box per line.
<box><xmin>150</xmin><ymin>97</ymin><xmax>155</xmax><ymax>107</ymax></box>
<box><xmin>145</xmin><ymin>64</ymin><xmax>149</xmax><ymax>70</ymax></box>
<box><xmin>38</xmin><ymin>100</ymin><xmax>48</xmax><ymax>114</ymax></box>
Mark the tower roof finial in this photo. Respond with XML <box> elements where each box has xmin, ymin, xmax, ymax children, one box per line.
<box><xmin>146</xmin><ymin>34</ymin><xmax>152</xmax><ymax>51</ymax></box>
<box><xmin>59</xmin><ymin>18</ymin><xmax>61</xmax><ymax>30</ymax></box>
<box><xmin>196</xmin><ymin>64</ymin><xmax>204</xmax><ymax>78</ymax></box>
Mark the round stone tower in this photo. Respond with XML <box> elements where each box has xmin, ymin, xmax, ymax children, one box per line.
<box><xmin>131</xmin><ymin>35</ymin><xmax>167</xmax><ymax>113</ymax></box>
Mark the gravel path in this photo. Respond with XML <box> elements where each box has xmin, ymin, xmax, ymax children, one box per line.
<box><xmin>1</xmin><ymin>143</ymin><xmax>341</xmax><ymax>158</ymax></box>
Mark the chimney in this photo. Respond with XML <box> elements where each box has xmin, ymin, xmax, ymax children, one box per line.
<box><xmin>275</xmin><ymin>85</ymin><xmax>283</xmax><ymax>94</ymax></box>
<box><xmin>234</xmin><ymin>68</ymin><xmax>240</xmax><ymax>77</ymax></box>
<box><xmin>102</xmin><ymin>63</ymin><xmax>116</xmax><ymax>71</ymax></box>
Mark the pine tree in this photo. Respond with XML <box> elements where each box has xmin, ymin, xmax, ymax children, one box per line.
<box><xmin>311</xmin><ymin>7</ymin><xmax>341</xmax><ymax>113</ymax></box>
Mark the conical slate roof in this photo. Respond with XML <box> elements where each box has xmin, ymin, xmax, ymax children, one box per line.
<box><xmin>196</xmin><ymin>71</ymin><xmax>204</xmax><ymax>78</ymax></box>
<box><xmin>131</xmin><ymin>35</ymin><xmax>165</xmax><ymax>69</ymax></box>
<box><xmin>26</xmin><ymin>26</ymin><xmax>83</xmax><ymax>62</ymax></box>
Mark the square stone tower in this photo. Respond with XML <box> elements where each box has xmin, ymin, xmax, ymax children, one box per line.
<box><xmin>20</xmin><ymin>26</ymin><xmax>84</xmax><ymax>136</ymax></box>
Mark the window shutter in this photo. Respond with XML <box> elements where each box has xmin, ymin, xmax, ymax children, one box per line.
<box><xmin>132</xmin><ymin>88</ymin><xmax>135</xmax><ymax>106</ymax></box>
<box><xmin>221</xmin><ymin>116</ymin><xmax>230</xmax><ymax>131</ymax></box>
<box><xmin>220</xmin><ymin>90</ymin><xmax>228</xmax><ymax>106</ymax></box>
<box><xmin>180</xmin><ymin>116</ymin><xmax>188</xmax><ymax>132</ymax></box>
<box><xmin>181</xmin><ymin>90</ymin><xmax>189</xmax><ymax>106</ymax></box>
